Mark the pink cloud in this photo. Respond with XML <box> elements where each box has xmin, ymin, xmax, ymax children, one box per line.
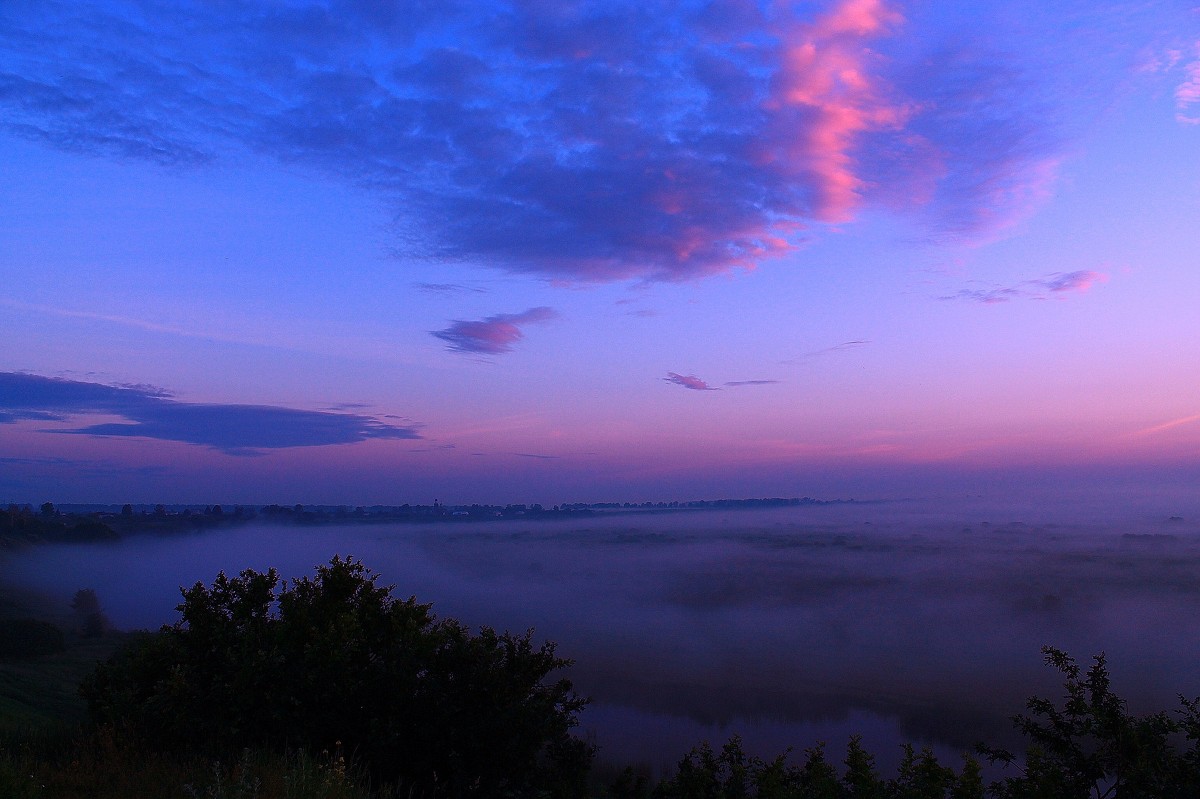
<box><xmin>1176</xmin><ymin>45</ymin><xmax>1200</xmax><ymax>124</ymax></box>
<box><xmin>432</xmin><ymin>307</ymin><xmax>557</xmax><ymax>355</ymax></box>
<box><xmin>664</xmin><ymin>373</ymin><xmax>719</xmax><ymax>391</ymax></box>
<box><xmin>761</xmin><ymin>0</ymin><xmax>908</xmax><ymax>222</ymax></box>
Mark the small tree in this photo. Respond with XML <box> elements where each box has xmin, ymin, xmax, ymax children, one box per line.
<box><xmin>843</xmin><ymin>735</ymin><xmax>887</xmax><ymax>798</ymax></box>
<box><xmin>81</xmin><ymin>556</ymin><xmax>591</xmax><ymax>796</ymax></box>
<box><xmin>70</xmin><ymin>588</ymin><xmax>111</xmax><ymax>637</ymax></box>
<box><xmin>981</xmin><ymin>646</ymin><xmax>1195</xmax><ymax>799</ymax></box>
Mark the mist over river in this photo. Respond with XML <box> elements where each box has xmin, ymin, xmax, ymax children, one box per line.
<box><xmin>5</xmin><ymin>492</ymin><xmax>1200</xmax><ymax>771</ymax></box>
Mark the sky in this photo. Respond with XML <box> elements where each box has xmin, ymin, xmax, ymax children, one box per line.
<box><xmin>1</xmin><ymin>0</ymin><xmax>1198</xmax><ymax>506</ymax></box>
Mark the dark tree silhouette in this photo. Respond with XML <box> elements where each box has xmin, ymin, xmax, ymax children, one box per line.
<box><xmin>81</xmin><ymin>556</ymin><xmax>592</xmax><ymax>796</ymax></box>
<box><xmin>981</xmin><ymin>647</ymin><xmax>1200</xmax><ymax>799</ymax></box>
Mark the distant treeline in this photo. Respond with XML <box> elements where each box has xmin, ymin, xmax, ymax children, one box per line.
<box><xmin>0</xmin><ymin>503</ymin><xmax>120</xmax><ymax>549</ymax></box>
<box><xmin>1</xmin><ymin>496</ymin><xmax>851</xmax><ymax>549</ymax></box>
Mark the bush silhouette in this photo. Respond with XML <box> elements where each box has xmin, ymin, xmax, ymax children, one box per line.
<box><xmin>81</xmin><ymin>556</ymin><xmax>592</xmax><ymax>796</ymax></box>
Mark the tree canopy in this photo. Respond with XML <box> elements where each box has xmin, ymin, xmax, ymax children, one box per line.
<box><xmin>81</xmin><ymin>556</ymin><xmax>592</xmax><ymax>797</ymax></box>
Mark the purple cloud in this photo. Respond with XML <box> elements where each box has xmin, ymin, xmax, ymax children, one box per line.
<box><xmin>941</xmin><ymin>270</ymin><xmax>1107</xmax><ymax>303</ymax></box>
<box><xmin>0</xmin><ymin>372</ymin><xmax>421</xmax><ymax>454</ymax></box>
<box><xmin>664</xmin><ymin>373</ymin><xmax>719</xmax><ymax>391</ymax></box>
<box><xmin>1037</xmin><ymin>270</ymin><xmax>1107</xmax><ymax>294</ymax></box>
<box><xmin>432</xmin><ymin>307</ymin><xmax>557</xmax><ymax>355</ymax></box>
<box><xmin>0</xmin><ymin>0</ymin><xmax>1129</xmax><ymax>282</ymax></box>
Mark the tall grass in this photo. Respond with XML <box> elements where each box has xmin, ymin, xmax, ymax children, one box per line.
<box><xmin>0</xmin><ymin>727</ymin><xmax>411</xmax><ymax>798</ymax></box>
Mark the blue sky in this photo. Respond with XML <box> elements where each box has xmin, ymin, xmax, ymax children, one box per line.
<box><xmin>1</xmin><ymin>0</ymin><xmax>1198</xmax><ymax>504</ymax></box>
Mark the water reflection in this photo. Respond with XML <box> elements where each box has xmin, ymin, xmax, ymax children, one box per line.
<box><xmin>5</xmin><ymin>500</ymin><xmax>1200</xmax><ymax>767</ymax></box>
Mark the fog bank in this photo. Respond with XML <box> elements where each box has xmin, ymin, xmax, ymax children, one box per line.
<box><xmin>5</xmin><ymin>495</ymin><xmax>1199</xmax><ymax>765</ymax></box>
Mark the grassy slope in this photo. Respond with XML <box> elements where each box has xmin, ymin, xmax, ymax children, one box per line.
<box><xmin>0</xmin><ymin>583</ymin><xmax>126</xmax><ymax>730</ymax></box>
<box><xmin>0</xmin><ymin>637</ymin><xmax>124</xmax><ymax>729</ymax></box>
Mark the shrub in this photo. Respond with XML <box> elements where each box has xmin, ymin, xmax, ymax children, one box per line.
<box><xmin>649</xmin><ymin>735</ymin><xmax>982</xmax><ymax>799</ymax></box>
<box><xmin>81</xmin><ymin>556</ymin><xmax>592</xmax><ymax>796</ymax></box>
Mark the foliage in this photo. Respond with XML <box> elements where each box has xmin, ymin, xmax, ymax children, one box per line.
<box><xmin>980</xmin><ymin>646</ymin><xmax>1200</xmax><ymax>799</ymax></box>
<box><xmin>80</xmin><ymin>556</ymin><xmax>592</xmax><ymax>796</ymax></box>
<box><xmin>646</xmin><ymin>734</ymin><xmax>983</xmax><ymax>799</ymax></box>
<box><xmin>630</xmin><ymin>647</ymin><xmax>1200</xmax><ymax>798</ymax></box>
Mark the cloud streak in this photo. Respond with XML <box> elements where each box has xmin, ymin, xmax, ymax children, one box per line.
<box><xmin>0</xmin><ymin>372</ymin><xmax>421</xmax><ymax>454</ymax></box>
<box><xmin>941</xmin><ymin>270</ymin><xmax>1107</xmax><ymax>304</ymax></box>
<box><xmin>432</xmin><ymin>307</ymin><xmax>557</xmax><ymax>355</ymax></box>
<box><xmin>0</xmin><ymin>0</ymin><xmax>1102</xmax><ymax>283</ymax></box>
<box><xmin>783</xmin><ymin>339</ymin><xmax>871</xmax><ymax>365</ymax></box>
<box><xmin>1131</xmin><ymin>413</ymin><xmax>1200</xmax><ymax>438</ymax></box>
<box><xmin>414</xmin><ymin>283</ymin><xmax>487</xmax><ymax>295</ymax></box>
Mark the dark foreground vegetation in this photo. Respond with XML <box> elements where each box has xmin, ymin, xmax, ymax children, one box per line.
<box><xmin>3</xmin><ymin>557</ymin><xmax>1200</xmax><ymax>797</ymax></box>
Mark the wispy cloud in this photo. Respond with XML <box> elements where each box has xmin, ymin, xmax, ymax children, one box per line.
<box><xmin>0</xmin><ymin>372</ymin><xmax>420</xmax><ymax>454</ymax></box>
<box><xmin>882</xmin><ymin>50</ymin><xmax>1062</xmax><ymax>239</ymax></box>
<box><xmin>405</xmin><ymin>443</ymin><xmax>457</xmax><ymax>454</ymax></box>
<box><xmin>1176</xmin><ymin>45</ymin><xmax>1200</xmax><ymax>124</ymax></box>
<box><xmin>0</xmin><ymin>0</ymin><xmax>1098</xmax><ymax>282</ymax></box>
<box><xmin>414</xmin><ymin>283</ymin><xmax>487</xmax><ymax>295</ymax></box>
<box><xmin>0</xmin><ymin>455</ymin><xmax>168</xmax><ymax>479</ymax></box>
<box><xmin>0</xmin><ymin>299</ymin><xmax>234</xmax><ymax>343</ymax></box>
<box><xmin>0</xmin><ymin>299</ymin><xmax>350</xmax><ymax>359</ymax></box>
<box><xmin>432</xmin><ymin>307</ymin><xmax>557</xmax><ymax>355</ymax></box>
<box><xmin>1130</xmin><ymin>413</ymin><xmax>1200</xmax><ymax>437</ymax></box>
<box><xmin>941</xmin><ymin>270</ymin><xmax>1107</xmax><ymax>303</ymax></box>
<box><xmin>664</xmin><ymin>373</ymin><xmax>719</xmax><ymax>391</ymax></box>
<box><xmin>942</xmin><ymin>286</ymin><xmax>1024</xmax><ymax>305</ymax></box>
<box><xmin>1037</xmin><ymin>270</ymin><xmax>1107</xmax><ymax>293</ymax></box>
<box><xmin>323</xmin><ymin>402</ymin><xmax>371</xmax><ymax>411</ymax></box>
<box><xmin>724</xmin><ymin>379</ymin><xmax>781</xmax><ymax>387</ymax></box>
<box><xmin>783</xmin><ymin>339</ymin><xmax>871</xmax><ymax>365</ymax></box>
